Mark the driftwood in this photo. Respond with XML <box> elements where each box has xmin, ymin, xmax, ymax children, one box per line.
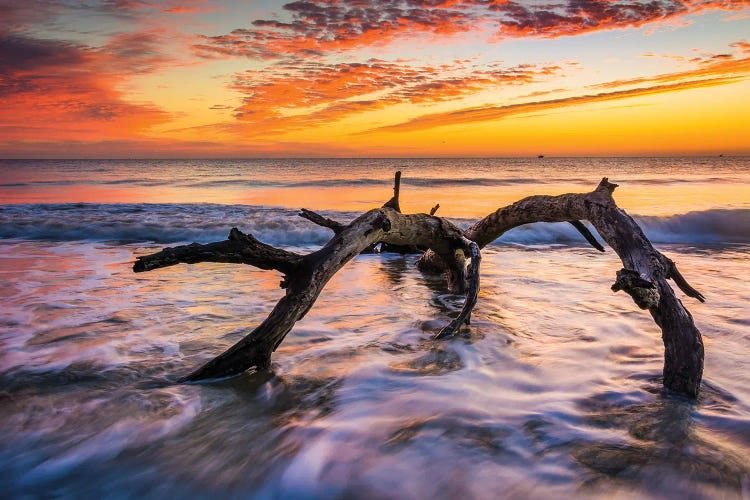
<box><xmin>133</xmin><ymin>173</ymin><xmax>706</xmax><ymax>397</ymax></box>
<box><xmin>420</xmin><ymin>178</ymin><xmax>704</xmax><ymax>395</ymax></box>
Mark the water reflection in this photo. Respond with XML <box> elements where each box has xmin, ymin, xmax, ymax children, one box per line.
<box><xmin>573</xmin><ymin>382</ymin><xmax>750</xmax><ymax>496</ymax></box>
<box><xmin>139</xmin><ymin>371</ymin><xmax>344</xmax><ymax>492</ymax></box>
<box><xmin>388</xmin><ymin>347</ymin><xmax>464</xmax><ymax>376</ymax></box>
<box><xmin>379</xmin><ymin>253</ymin><xmax>410</xmax><ymax>286</ymax></box>
<box><xmin>5</xmin><ymin>158</ymin><xmax>749</xmax><ymax>216</ymax></box>
<box><xmin>1</xmin><ymin>239</ymin><xmax>749</xmax><ymax>497</ymax></box>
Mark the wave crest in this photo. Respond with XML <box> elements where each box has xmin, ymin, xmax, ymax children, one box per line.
<box><xmin>0</xmin><ymin>204</ymin><xmax>747</xmax><ymax>247</ymax></box>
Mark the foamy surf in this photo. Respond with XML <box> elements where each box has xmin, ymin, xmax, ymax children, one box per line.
<box><xmin>1</xmin><ymin>203</ymin><xmax>748</xmax><ymax>246</ymax></box>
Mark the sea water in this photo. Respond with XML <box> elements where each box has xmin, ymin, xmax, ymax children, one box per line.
<box><xmin>0</xmin><ymin>158</ymin><xmax>749</xmax><ymax>498</ymax></box>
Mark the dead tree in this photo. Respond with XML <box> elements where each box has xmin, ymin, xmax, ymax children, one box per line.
<box><xmin>133</xmin><ymin>173</ymin><xmax>706</xmax><ymax>397</ymax></box>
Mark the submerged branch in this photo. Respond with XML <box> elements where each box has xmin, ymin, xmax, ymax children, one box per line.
<box><xmin>382</xmin><ymin>170</ymin><xmax>402</xmax><ymax>212</ymax></box>
<box><xmin>664</xmin><ymin>256</ymin><xmax>706</xmax><ymax>302</ymax></box>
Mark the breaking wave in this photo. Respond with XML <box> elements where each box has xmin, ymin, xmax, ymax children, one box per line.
<box><xmin>2</xmin><ymin>176</ymin><xmax>744</xmax><ymax>191</ymax></box>
<box><xmin>1</xmin><ymin>203</ymin><xmax>748</xmax><ymax>247</ymax></box>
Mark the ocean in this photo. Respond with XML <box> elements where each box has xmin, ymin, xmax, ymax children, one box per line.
<box><xmin>1</xmin><ymin>157</ymin><xmax>749</xmax><ymax>498</ymax></box>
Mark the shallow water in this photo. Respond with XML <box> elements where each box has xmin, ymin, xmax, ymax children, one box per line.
<box><xmin>1</xmin><ymin>158</ymin><xmax>749</xmax><ymax>498</ymax></box>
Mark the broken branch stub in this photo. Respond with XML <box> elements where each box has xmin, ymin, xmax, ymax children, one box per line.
<box><xmin>133</xmin><ymin>174</ymin><xmax>706</xmax><ymax>397</ymax></box>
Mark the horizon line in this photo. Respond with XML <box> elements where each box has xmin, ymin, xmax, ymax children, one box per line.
<box><xmin>1</xmin><ymin>154</ymin><xmax>748</xmax><ymax>161</ymax></box>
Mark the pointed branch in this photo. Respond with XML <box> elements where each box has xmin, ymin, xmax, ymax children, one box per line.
<box><xmin>298</xmin><ymin>208</ymin><xmax>345</xmax><ymax>234</ymax></box>
<box><xmin>568</xmin><ymin>220</ymin><xmax>605</xmax><ymax>252</ymax></box>
<box><xmin>179</xmin><ymin>209</ymin><xmax>392</xmax><ymax>381</ymax></box>
<box><xmin>133</xmin><ymin>228</ymin><xmax>302</xmax><ymax>275</ymax></box>
<box><xmin>298</xmin><ymin>208</ymin><xmax>378</xmax><ymax>253</ymax></box>
<box><xmin>664</xmin><ymin>256</ymin><xmax>706</xmax><ymax>302</ymax></box>
<box><xmin>382</xmin><ymin>170</ymin><xmax>402</xmax><ymax>212</ymax></box>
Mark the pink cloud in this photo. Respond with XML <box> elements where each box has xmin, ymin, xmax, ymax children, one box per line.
<box><xmin>195</xmin><ymin>1</ymin><xmax>750</xmax><ymax>59</ymax></box>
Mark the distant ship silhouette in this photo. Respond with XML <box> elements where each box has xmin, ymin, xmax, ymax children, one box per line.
<box><xmin>537</xmin><ymin>154</ymin><xmax>544</xmax><ymax>159</ymax></box>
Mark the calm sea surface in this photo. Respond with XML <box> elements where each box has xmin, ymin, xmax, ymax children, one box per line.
<box><xmin>1</xmin><ymin>158</ymin><xmax>749</xmax><ymax>498</ymax></box>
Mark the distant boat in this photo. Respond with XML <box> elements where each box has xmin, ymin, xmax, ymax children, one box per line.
<box><xmin>537</xmin><ymin>154</ymin><xmax>544</xmax><ymax>159</ymax></box>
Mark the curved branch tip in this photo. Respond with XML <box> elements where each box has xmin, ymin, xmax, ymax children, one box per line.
<box><xmin>568</xmin><ymin>220</ymin><xmax>605</xmax><ymax>252</ymax></box>
<box><xmin>434</xmin><ymin>238</ymin><xmax>480</xmax><ymax>340</ymax></box>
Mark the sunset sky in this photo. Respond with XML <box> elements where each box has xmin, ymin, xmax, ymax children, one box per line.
<box><xmin>1</xmin><ymin>0</ymin><xmax>748</xmax><ymax>158</ymax></box>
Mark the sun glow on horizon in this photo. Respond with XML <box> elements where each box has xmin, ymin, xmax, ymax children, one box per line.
<box><xmin>1</xmin><ymin>1</ymin><xmax>749</xmax><ymax>158</ymax></box>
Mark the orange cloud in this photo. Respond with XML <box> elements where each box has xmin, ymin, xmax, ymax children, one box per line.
<box><xmin>0</xmin><ymin>32</ymin><xmax>171</xmax><ymax>143</ymax></box>
<box><xmin>359</xmin><ymin>44</ymin><xmax>750</xmax><ymax>133</ymax></box>
<box><xmin>592</xmin><ymin>43</ymin><xmax>750</xmax><ymax>90</ymax></box>
<box><xmin>730</xmin><ymin>39</ymin><xmax>750</xmax><ymax>52</ymax></box>
<box><xmin>0</xmin><ymin>1</ymin><xmax>209</xmax><ymax>148</ymax></box>
<box><xmin>207</xmin><ymin>59</ymin><xmax>569</xmax><ymax>136</ymax></box>
<box><xmin>367</xmin><ymin>77</ymin><xmax>744</xmax><ymax>133</ymax></box>
<box><xmin>2</xmin><ymin>1</ymin><xmax>747</xmax><ymax>157</ymax></box>
<box><xmin>194</xmin><ymin>2</ymin><xmax>474</xmax><ymax>59</ymax></box>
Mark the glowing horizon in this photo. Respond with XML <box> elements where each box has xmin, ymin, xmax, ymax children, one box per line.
<box><xmin>1</xmin><ymin>0</ymin><xmax>749</xmax><ymax>158</ymax></box>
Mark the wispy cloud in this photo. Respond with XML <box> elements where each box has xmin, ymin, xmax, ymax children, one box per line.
<box><xmin>365</xmin><ymin>46</ymin><xmax>750</xmax><ymax>133</ymax></box>
<box><xmin>591</xmin><ymin>43</ymin><xmax>750</xmax><ymax>89</ymax></box>
<box><xmin>367</xmin><ymin>77</ymin><xmax>743</xmax><ymax>133</ymax></box>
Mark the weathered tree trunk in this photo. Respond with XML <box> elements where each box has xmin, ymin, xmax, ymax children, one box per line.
<box><xmin>133</xmin><ymin>174</ymin><xmax>706</xmax><ymax>397</ymax></box>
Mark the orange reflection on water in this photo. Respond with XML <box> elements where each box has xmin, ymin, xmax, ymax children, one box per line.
<box><xmin>0</xmin><ymin>185</ymin><xmax>253</xmax><ymax>205</ymax></box>
<box><xmin>239</xmin><ymin>182</ymin><xmax>750</xmax><ymax>218</ymax></box>
<box><xmin>2</xmin><ymin>177</ymin><xmax>748</xmax><ymax>218</ymax></box>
